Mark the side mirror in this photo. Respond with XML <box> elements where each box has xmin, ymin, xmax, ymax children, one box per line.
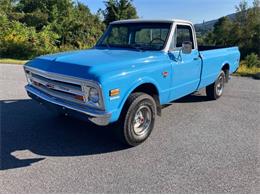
<box><xmin>182</xmin><ymin>41</ymin><xmax>192</xmax><ymax>54</ymax></box>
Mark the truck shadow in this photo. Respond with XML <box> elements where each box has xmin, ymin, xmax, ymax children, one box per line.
<box><xmin>1</xmin><ymin>93</ymin><xmax>210</xmax><ymax>170</ymax></box>
<box><xmin>1</xmin><ymin>99</ymin><xmax>128</xmax><ymax>170</ymax></box>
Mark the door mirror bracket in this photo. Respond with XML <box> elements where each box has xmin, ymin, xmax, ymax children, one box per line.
<box><xmin>168</xmin><ymin>49</ymin><xmax>182</xmax><ymax>62</ymax></box>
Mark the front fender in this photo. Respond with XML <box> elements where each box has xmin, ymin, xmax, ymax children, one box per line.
<box><xmin>108</xmin><ymin>77</ymin><xmax>162</xmax><ymax>122</ymax></box>
<box><xmin>119</xmin><ymin>77</ymin><xmax>161</xmax><ymax>109</ymax></box>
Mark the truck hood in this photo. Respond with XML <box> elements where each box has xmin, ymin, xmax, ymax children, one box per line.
<box><xmin>26</xmin><ymin>48</ymin><xmax>166</xmax><ymax>81</ymax></box>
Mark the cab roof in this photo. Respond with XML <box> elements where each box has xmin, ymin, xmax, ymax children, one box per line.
<box><xmin>110</xmin><ymin>19</ymin><xmax>193</xmax><ymax>25</ymax></box>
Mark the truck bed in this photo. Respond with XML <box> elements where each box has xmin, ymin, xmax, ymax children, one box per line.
<box><xmin>197</xmin><ymin>46</ymin><xmax>240</xmax><ymax>90</ymax></box>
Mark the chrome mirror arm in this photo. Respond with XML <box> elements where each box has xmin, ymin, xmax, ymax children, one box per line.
<box><xmin>168</xmin><ymin>48</ymin><xmax>182</xmax><ymax>62</ymax></box>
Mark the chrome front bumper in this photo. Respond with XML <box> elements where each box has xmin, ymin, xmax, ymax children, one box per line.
<box><xmin>25</xmin><ymin>85</ymin><xmax>111</xmax><ymax>126</ymax></box>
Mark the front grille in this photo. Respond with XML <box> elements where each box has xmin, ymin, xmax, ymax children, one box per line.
<box><xmin>25</xmin><ymin>68</ymin><xmax>87</xmax><ymax>105</ymax></box>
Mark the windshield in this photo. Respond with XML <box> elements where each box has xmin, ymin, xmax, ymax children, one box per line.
<box><xmin>96</xmin><ymin>22</ymin><xmax>171</xmax><ymax>51</ymax></box>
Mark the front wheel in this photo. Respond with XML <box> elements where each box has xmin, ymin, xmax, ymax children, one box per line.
<box><xmin>116</xmin><ymin>92</ymin><xmax>157</xmax><ymax>146</ymax></box>
<box><xmin>206</xmin><ymin>70</ymin><xmax>225</xmax><ymax>100</ymax></box>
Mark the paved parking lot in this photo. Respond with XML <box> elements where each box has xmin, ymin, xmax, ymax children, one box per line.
<box><xmin>0</xmin><ymin>64</ymin><xmax>259</xmax><ymax>193</ymax></box>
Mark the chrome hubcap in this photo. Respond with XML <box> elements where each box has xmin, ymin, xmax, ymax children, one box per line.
<box><xmin>216</xmin><ymin>75</ymin><xmax>224</xmax><ymax>96</ymax></box>
<box><xmin>133</xmin><ymin>105</ymin><xmax>151</xmax><ymax>136</ymax></box>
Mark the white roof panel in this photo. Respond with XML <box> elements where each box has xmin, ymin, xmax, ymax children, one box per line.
<box><xmin>111</xmin><ymin>19</ymin><xmax>193</xmax><ymax>25</ymax></box>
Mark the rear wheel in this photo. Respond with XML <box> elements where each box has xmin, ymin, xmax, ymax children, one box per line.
<box><xmin>116</xmin><ymin>92</ymin><xmax>156</xmax><ymax>146</ymax></box>
<box><xmin>206</xmin><ymin>70</ymin><xmax>225</xmax><ymax>100</ymax></box>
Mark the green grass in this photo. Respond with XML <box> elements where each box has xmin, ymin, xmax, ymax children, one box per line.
<box><xmin>0</xmin><ymin>58</ymin><xmax>28</xmax><ymax>65</ymax></box>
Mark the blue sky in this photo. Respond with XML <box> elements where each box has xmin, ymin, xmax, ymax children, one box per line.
<box><xmin>79</xmin><ymin>0</ymin><xmax>254</xmax><ymax>23</ymax></box>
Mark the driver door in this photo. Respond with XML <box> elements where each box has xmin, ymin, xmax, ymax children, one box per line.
<box><xmin>168</xmin><ymin>24</ymin><xmax>201</xmax><ymax>100</ymax></box>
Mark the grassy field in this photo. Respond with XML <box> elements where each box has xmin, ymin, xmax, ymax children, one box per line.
<box><xmin>234</xmin><ymin>65</ymin><xmax>260</xmax><ymax>77</ymax></box>
<box><xmin>0</xmin><ymin>58</ymin><xmax>28</xmax><ymax>65</ymax></box>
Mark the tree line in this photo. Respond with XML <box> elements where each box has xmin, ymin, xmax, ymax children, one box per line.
<box><xmin>0</xmin><ymin>0</ymin><xmax>259</xmax><ymax>68</ymax></box>
<box><xmin>197</xmin><ymin>0</ymin><xmax>260</xmax><ymax>67</ymax></box>
<box><xmin>0</xmin><ymin>0</ymin><xmax>137</xmax><ymax>59</ymax></box>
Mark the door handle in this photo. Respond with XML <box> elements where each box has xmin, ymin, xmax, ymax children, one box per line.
<box><xmin>193</xmin><ymin>57</ymin><xmax>200</xmax><ymax>61</ymax></box>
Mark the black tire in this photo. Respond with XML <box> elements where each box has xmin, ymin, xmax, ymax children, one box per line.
<box><xmin>116</xmin><ymin>92</ymin><xmax>157</xmax><ymax>146</ymax></box>
<box><xmin>206</xmin><ymin>70</ymin><xmax>225</xmax><ymax>100</ymax></box>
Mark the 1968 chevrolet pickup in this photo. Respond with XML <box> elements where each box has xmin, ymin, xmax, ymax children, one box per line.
<box><xmin>24</xmin><ymin>19</ymin><xmax>240</xmax><ymax>146</ymax></box>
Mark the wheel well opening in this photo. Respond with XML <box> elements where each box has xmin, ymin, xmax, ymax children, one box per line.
<box><xmin>132</xmin><ymin>83</ymin><xmax>161</xmax><ymax>116</ymax></box>
<box><xmin>222</xmin><ymin>64</ymin><xmax>230</xmax><ymax>82</ymax></box>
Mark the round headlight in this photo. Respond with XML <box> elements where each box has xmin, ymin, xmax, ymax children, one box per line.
<box><xmin>88</xmin><ymin>87</ymin><xmax>99</xmax><ymax>103</ymax></box>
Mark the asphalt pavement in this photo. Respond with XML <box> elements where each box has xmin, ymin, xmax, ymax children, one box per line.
<box><xmin>0</xmin><ymin>64</ymin><xmax>259</xmax><ymax>193</ymax></box>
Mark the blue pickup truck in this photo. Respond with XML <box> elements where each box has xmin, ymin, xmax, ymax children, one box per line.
<box><xmin>24</xmin><ymin>19</ymin><xmax>240</xmax><ymax>146</ymax></box>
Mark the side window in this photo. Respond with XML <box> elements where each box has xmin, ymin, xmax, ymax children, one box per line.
<box><xmin>170</xmin><ymin>25</ymin><xmax>194</xmax><ymax>50</ymax></box>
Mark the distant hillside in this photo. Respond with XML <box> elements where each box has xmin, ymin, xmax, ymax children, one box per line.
<box><xmin>195</xmin><ymin>13</ymin><xmax>237</xmax><ymax>33</ymax></box>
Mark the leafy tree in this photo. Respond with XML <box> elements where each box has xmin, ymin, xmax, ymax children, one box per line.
<box><xmin>2</xmin><ymin>0</ymin><xmax>258</xmax><ymax>64</ymax></box>
<box><xmin>103</xmin><ymin>0</ymin><xmax>138</xmax><ymax>26</ymax></box>
<box><xmin>0</xmin><ymin>15</ymin><xmax>58</xmax><ymax>59</ymax></box>
<box><xmin>233</xmin><ymin>0</ymin><xmax>260</xmax><ymax>57</ymax></box>
<box><xmin>212</xmin><ymin>17</ymin><xmax>233</xmax><ymax>46</ymax></box>
<box><xmin>53</xmin><ymin>3</ymin><xmax>105</xmax><ymax>49</ymax></box>
<box><xmin>244</xmin><ymin>53</ymin><xmax>260</xmax><ymax>68</ymax></box>
<box><xmin>0</xmin><ymin>0</ymin><xmax>12</xmax><ymax>15</ymax></box>
<box><xmin>201</xmin><ymin>31</ymin><xmax>215</xmax><ymax>45</ymax></box>
<box><xmin>0</xmin><ymin>0</ymin><xmax>105</xmax><ymax>59</ymax></box>
<box><xmin>202</xmin><ymin>0</ymin><xmax>260</xmax><ymax>61</ymax></box>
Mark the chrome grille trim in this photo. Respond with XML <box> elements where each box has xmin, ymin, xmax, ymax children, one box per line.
<box><xmin>30</xmin><ymin>74</ymin><xmax>84</xmax><ymax>96</ymax></box>
<box><xmin>24</xmin><ymin>66</ymin><xmax>105</xmax><ymax>110</ymax></box>
<box><xmin>25</xmin><ymin>85</ymin><xmax>111</xmax><ymax>126</ymax></box>
<box><xmin>33</xmin><ymin>84</ymin><xmax>86</xmax><ymax>105</ymax></box>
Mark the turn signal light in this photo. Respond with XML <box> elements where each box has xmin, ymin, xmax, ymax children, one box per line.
<box><xmin>74</xmin><ymin>95</ymin><xmax>84</xmax><ymax>101</ymax></box>
<box><xmin>109</xmin><ymin>89</ymin><xmax>120</xmax><ymax>96</ymax></box>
